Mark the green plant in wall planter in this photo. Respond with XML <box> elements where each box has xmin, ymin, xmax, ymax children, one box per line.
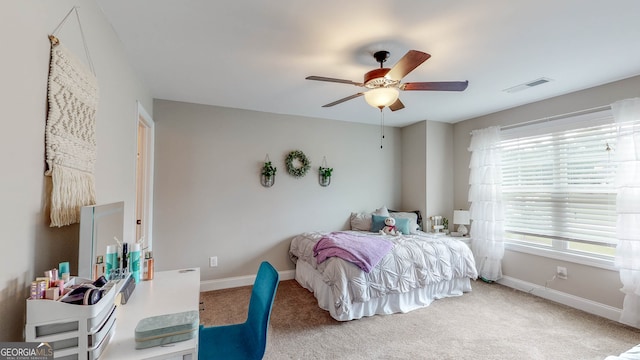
<box><xmin>319</xmin><ymin>166</ymin><xmax>333</xmax><ymax>187</ymax></box>
<box><xmin>261</xmin><ymin>161</ymin><xmax>277</xmax><ymax>187</ymax></box>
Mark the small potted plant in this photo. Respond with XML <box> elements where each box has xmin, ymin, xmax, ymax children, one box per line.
<box><xmin>261</xmin><ymin>161</ymin><xmax>277</xmax><ymax>187</ymax></box>
<box><xmin>318</xmin><ymin>166</ymin><xmax>333</xmax><ymax>187</ymax></box>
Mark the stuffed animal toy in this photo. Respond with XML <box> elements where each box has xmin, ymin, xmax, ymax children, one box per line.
<box><xmin>380</xmin><ymin>217</ymin><xmax>400</xmax><ymax>236</ymax></box>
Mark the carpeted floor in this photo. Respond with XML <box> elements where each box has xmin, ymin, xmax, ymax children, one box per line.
<box><xmin>199</xmin><ymin>279</ymin><xmax>640</xmax><ymax>360</ymax></box>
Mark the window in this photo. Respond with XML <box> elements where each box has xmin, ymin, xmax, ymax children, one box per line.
<box><xmin>500</xmin><ymin>110</ymin><xmax>617</xmax><ymax>260</ymax></box>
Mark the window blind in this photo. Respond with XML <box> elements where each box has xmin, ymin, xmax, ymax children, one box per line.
<box><xmin>501</xmin><ymin>115</ymin><xmax>618</xmax><ymax>246</ymax></box>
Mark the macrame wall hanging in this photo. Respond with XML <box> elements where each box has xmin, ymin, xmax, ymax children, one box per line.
<box><xmin>45</xmin><ymin>7</ymin><xmax>99</xmax><ymax>227</ymax></box>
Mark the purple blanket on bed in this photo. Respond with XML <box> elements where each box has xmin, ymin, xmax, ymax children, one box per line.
<box><xmin>312</xmin><ymin>232</ymin><xmax>394</xmax><ymax>273</ymax></box>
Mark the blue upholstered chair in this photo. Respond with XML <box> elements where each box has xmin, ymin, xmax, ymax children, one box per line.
<box><xmin>198</xmin><ymin>261</ymin><xmax>279</xmax><ymax>360</ymax></box>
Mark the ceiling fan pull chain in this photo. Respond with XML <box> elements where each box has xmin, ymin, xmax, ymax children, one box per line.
<box><xmin>380</xmin><ymin>108</ymin><xmax>385</xmax><ymax>149</ymax></box>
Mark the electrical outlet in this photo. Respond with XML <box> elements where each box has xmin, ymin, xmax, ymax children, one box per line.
<box><xmin>556</xmin><ymin>266</ymin><xmax>567</xmax><ymax>280</ymax></box>
<box><xmin>209</xmin><ymin>256</ymin><xmax>218</xmax><ymax>267</ymax></box>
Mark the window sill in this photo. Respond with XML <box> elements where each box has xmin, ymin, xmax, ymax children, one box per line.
<box><xmin>505</xmin><ymin>242</ymin><xmax>617</xmax><ymax>271</ymax></box>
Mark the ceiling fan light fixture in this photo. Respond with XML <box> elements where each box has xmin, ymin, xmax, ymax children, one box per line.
<box><xmin>364</xmin><ymin>87</ymin><xmax>399</xmax><ymax>109</ymax></box>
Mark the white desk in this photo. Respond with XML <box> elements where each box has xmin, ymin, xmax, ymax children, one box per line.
<box><xmin>101</xmin><ymin>268</ymin><xmax>200</xmax><ymax>360</ymax></box>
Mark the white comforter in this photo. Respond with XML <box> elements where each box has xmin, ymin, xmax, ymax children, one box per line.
<box><xmin>289</xmin><ymin>231</ymin><xmax>478</xmax><ymax>317</ymax></box>
<box><xmin>605</xmin><ymin>344</ymin><xmax>640</xmax><ymax>360</ymax></box>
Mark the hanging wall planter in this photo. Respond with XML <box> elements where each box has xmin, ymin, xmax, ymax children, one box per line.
<box><xmin>261</xmin><ymin>154</ymin><xmax>277</xmax><ymax>188</ymax></box>
<box><xmin>318</xmin><ymin>156</ymin><xmax>333</xmax><ymax>187</ymax></box>
<box><xmin>261</xmin><ymin>174</ymin><xmax>275</xmax><ymax>187</ymax></box>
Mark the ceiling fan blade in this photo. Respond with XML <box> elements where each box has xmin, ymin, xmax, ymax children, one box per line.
<box><xmin>402</xmin><ymin>81</ymin><xmax>469</xmax><ymax>91</ymax></box>
<box><xmin>389</xmin><ymin>98</ymin><xmax>405</xmax><ymax>112</ymax></box>
<box><xmin>385</xmin><ymin>50</ymin><xmax>431</xmax><ymax>81</ymax></box>
<box><xmin>321</xmin><ymin>93</ymin><xmax>364</xmax><ymax>107</ymax></box>
<box><xmin>306</xmin><ymin>76</ymin><xmax>363</xmax><ymax>86</ymax></box>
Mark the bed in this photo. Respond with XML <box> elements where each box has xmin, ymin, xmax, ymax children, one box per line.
<box><xmin>288</xmin><ymin>208</ymin><xmax>478</xmax><ymax>321</ymax></box>
<box><xmin>605</xmin><ymin>344</ymin><xmax>640</xmax><ymax>360</ymax></box>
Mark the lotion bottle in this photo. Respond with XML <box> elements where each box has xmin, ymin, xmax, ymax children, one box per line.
<box><xmin>130</xmin><ymin>243</ymin><xmax>141</xmax><ymax>283</ymax></box>
<box><xmin>105</xmin><ymin>245</ymin><xmax>118</xmax><ymax>280</ymax></box>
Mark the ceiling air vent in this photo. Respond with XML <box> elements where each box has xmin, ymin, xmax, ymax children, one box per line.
<box><xmin>503</xmin><ymin>77</ymin><xmax>553</xmax><ymax>93</ymax></box>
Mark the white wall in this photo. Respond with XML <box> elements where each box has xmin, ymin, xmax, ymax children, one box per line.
<box><xmin>1</xmin><ymin>1</ymin><xmax>151</xmax><ymax>341</ymax></box>
<box><xmin>152</xmin><ymin>100</ymin><xmax>403</xmax><ymax>279</ymax></box>
<box><xmin>452</xmin><ymin>75</ymin><xmax>640</xmax><ymax>309</ymax></box>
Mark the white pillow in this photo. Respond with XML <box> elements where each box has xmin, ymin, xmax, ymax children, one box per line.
<box><xmin>390</xmin><ymin>212</ymin><xmax>420</xmax><ymax>233</ymax></box>
<box><xmin>350</xmin><ymin>212</ymin><xmax>372</xmax><ymax>231</ymax></box>
<box><xmin>350</xmin><ymin>206</ymin><xmax>390</xmax><ymax>231</ymax></box>
<box><xmin>374</xmin><ymin>206</ymin><xmax>390</xmax><ymax>217</ymax></box>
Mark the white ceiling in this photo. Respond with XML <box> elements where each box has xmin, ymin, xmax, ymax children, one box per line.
<box><xmin>96</xmin><ymin>0</ymin><xmax>640</xmax><ymax>127</ymax></box>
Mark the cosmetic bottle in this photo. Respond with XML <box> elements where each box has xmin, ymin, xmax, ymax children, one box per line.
<box><xmin>130</xmin><ymin>243</ymin><xmax>141</xmax><ymax>283</ymax></box>
<box><xmin>44</xmin><ymin>270</ymin><xmax>54</xmax><ymax>286</ymax></box>
<box><xmin>58</xmin><ymin>261</ymin><xmax>70</xmax><ymax>282</ymax></box>
<box><xmin>144</xmin><ymin>251</ymin><xmax>154</xmax><ymax>281</ymax></box>
<box><xmin>142</xmin><ymin>252</ymin><xmax>149</xmax><ymax>280</ymax></box>
<box><xmin>122</xmin><ymin>243</ymin><xmax>129</xmax><ymax>273</ymax></box>
<box><xmin>94</xmin><ymin>255</ymin><xmax>105</xmax><ymax>281</ymax></box>
<box><xmin>105</xmin><ymin>245</ymin><xmax>118</xmax><ymax>280</ymax></box>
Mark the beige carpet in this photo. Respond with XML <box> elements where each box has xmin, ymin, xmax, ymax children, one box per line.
<box><xmin>199</xmin><ymin>279</ymin><xmax>640</xmax><ymax>360</ymax></box>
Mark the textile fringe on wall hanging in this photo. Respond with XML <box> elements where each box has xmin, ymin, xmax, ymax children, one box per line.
<box><xmin>45</xmin><ymin>35</ymin><xmax>99</xmax><ymax>227</ymax></box>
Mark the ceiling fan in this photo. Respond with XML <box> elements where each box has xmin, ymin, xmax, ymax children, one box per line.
<box><xmin>306</xmin><ymin>50</ymin><xmax>468</xmax><ymax>111</ymax></box>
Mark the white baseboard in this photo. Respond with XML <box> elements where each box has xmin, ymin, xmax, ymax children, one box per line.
<box><xmin>200</xmin><ymin>269</ymin><xmax>295</xmax><ymax>292</ymax></box>
<box><xmin>497</xmin><ymin>276</ymin><xmax>622</xmax><ymax>322</ymax></box>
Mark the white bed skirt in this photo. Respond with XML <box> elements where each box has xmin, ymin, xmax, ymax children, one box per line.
<box><xmin>295</xmin><ymin>259</ymin><xmax>474</xmax><ymax>321</ymax></box>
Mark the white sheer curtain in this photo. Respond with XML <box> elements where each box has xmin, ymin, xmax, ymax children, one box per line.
<box><xmin>612</xmin><ymin>97</ymin><xmax>640</xmax><ymax>328</ymax></box>
<box><xmin>468</xmin><ymin>126</ymin><xmax>504</xmax><ymax>282</ymax></box>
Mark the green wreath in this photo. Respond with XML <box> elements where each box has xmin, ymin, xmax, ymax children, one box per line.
<box><xmin>285</xmin><ymin>150</ymin><xmax>311</xmax><ymax>178</ymax></box>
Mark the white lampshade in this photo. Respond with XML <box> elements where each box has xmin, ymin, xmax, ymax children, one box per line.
<box><xmin>453</xmin><ymin>210</ymin><xmax>470</xmax><ymax>236</ymax></box>
<box><xmin>453</xmin><ymin>210</ymin><xmax>470</xmax><ymax>225</ymax></box>
<box><xmin>364</xmin><ymin>87</ymin><xmax>399</xmax><ymax>109</ymax></box>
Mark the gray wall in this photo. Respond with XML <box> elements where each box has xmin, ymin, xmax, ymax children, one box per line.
<box><xmin>152</xmin><ymin>100</ymin><xmax>403</xmax><ymax>279</ymax></box>
<box><xmin>401</xmin><ymin>121</ymin><xmax>427</xmax><ymax>219</ymax></box>
<box><xmin>1</xmin><ymin>1</ymin><xmax>152</xmax><ymax>341</ymax></box>
<box><xmin>402</xmin><ymin>120</ymin><xmax>455</xmax><ymax>231</ymax></box>
<box><xmin>452</xmin><ymin>75</ymin><xmax>640</xmax><ymax>308</ymax></box>
<box><xmin>426</xmin><ymin>121</ymin><xmax>454</xmax><ymax>223</ymax></box>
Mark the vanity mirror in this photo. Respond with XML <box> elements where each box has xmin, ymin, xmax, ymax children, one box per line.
<box><xmin>78</xmin><ymin>201</ymin><xmax>125</xmax><ymax>280</ymax></box>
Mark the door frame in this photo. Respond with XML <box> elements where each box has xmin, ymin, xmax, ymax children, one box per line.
<box><xmin>136</xmin><ymin>101</ymin><xmax>154</xmax><ymax>251</ymax></box>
